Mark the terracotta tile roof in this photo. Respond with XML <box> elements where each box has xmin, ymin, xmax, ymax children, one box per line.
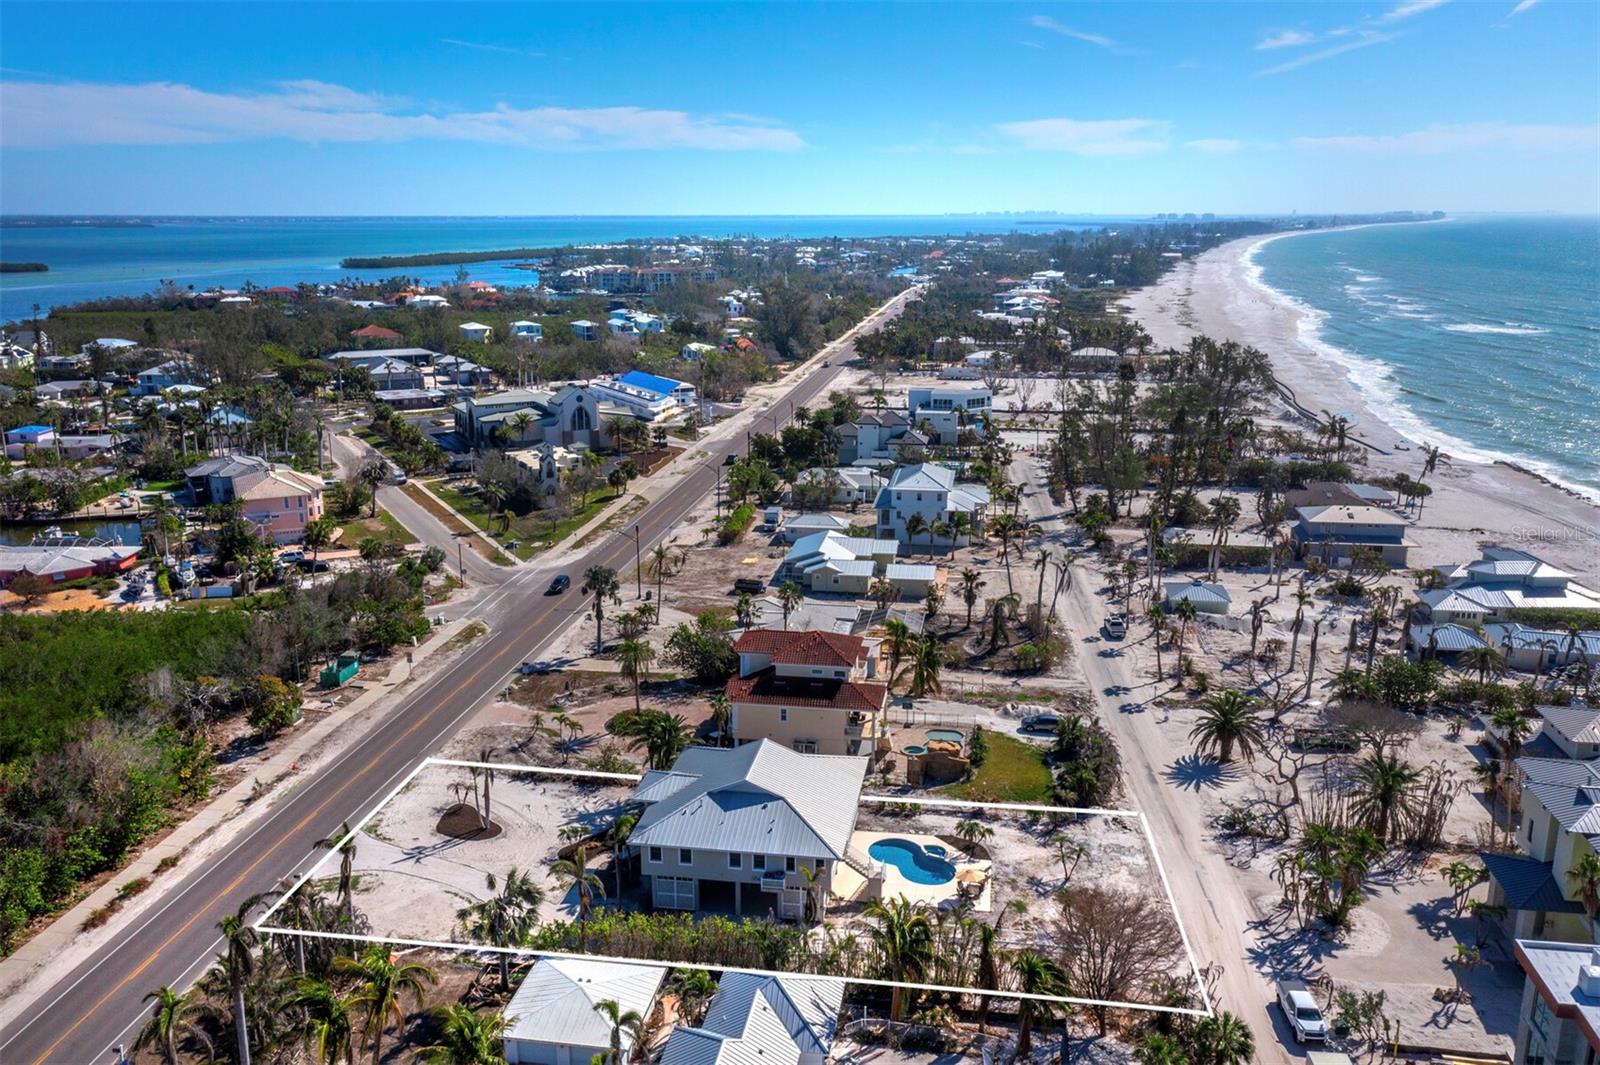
<box><xmin>734</xmin><ymin>629</ymin><xmax>865</xmax><ymax>668</ymax></box>
<box><xmin>350</xmin><ymin>325</ymin><xmax>401</xmax><ymax>340</ymax></box>
<box><xmin>725</xmin><ymin>668</ymin><xmax>887</xmax><ymax>713</ymax></box>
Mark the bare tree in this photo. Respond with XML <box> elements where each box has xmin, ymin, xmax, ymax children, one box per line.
<box><xmin>1051</xmin><ymin>884</ymin><xmax>1183</xmax><ymax>1035</ymax></box>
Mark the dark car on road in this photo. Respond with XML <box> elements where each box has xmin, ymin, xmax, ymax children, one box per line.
<box><xmin>723</xmin><ymin>453</ymin><xmax>738</xmax><ymax>466</ymax></box>
<box><xmin>547</xmin><ymin>574</ymin><xmax>571</xmax><ymax>595</ymax></box>
<box><xmin>1020</xmin><ymin>713</ymin><xmax>1063</xmax><ymax>734</ymax></box>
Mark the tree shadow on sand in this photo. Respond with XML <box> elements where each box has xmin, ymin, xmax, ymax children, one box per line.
<box><xmin>1165</xmin><ymin>753</ymin><xmax>1241</xmax><ymax>792</ymax></box>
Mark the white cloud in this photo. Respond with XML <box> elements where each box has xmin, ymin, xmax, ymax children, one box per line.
<box><xmin>440</xmin><ymin>38</ymin><xmax>544</xmax><ymax>58</ymax></box>
<box><xmin>996</xmin><ymin>118</ymin><xmax>1171</xmax><ymax>155</ymax></box>
<box><xmin>1259</xmin><ymin>31</ymin><xmax>1395</xmax><ymax>74</ymax></box>
<box><xmin>1185</xmin><ymin>138</ymin><xmax>1245</xmax><ymax>153</ymax></box>
<box><xmin>0</xmin><ymin>79</ymin><xmax>805</xmax><ymax>151</ymax></box>
<box><xmin>1027</xmin><ymin>15</ymin><xmax>1115</xmax><ymax>49</ymax></box>
<box><xmin>1507</xmin><ymin>0</ymin><xmax>1540</xmax><ymax>16</ymax></box>
<box><xmin>1378</xmin><ymin>0</ymin><xmax>1450</xmax><ymax>22</ymax></box>
<box><xmin>1294</xmin><ymin>122</ymin><xmax>1599</xmax><ymax>153</ymax></box>
<box><xmin>1256</xmin><ymin>29</ymin><xmax>1316</xmax><ymax>50</ymax></box>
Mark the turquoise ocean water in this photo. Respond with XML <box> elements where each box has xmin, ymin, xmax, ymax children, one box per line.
<box><xmin>0</xmin><ymin>214</ymin><xmax>1127</xmax><ymax>322</ymax></box>
<box><xmin>1249</xmin><ymin>216</ymin><xmax>1600</xmax><ymax>501</ymax></box>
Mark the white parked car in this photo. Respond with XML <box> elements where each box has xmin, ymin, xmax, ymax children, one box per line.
<box><xmin>1276</xmin><ymin>979</ymin><xmax>1328</xmax><ymax>1043</ymax></box>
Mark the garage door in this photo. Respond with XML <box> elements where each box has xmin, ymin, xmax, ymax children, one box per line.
<box><xmin>653</xmin><ymin>876</ymin><xmax>696</xmax><ymax>910</ymax></box>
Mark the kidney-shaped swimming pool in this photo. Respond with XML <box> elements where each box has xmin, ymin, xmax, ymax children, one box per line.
<box><xmin>868</xmin><ymin>837</ymin><xmax>957</xmax><ymax>885</ymax></box>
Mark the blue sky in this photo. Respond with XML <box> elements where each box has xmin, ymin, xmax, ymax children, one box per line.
<box><xmin>1</xmin><ymin>1</ymin><xmax>1596</xmax><ymax>215</ymax></box>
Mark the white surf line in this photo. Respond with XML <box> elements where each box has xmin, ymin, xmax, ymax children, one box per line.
<box><xmin>251</xmin><ymin>924</ymin><xmax>1210</xmax><ymax>1019</ymax></box>
<box><xmin>1137</xmin><ymin>810</ymin><xmax>1215</xmax><ymax>1018</ymax></box>
<box><xmin>251</xmin><ymin>756</ymin><xmax>432</xmax><ymax>930</ymax></box>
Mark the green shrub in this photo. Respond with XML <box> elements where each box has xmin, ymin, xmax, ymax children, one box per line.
<box><xmin>718</xmin><ymin>503</ymin><xmax>756</xmax><ymax>545</ymax></box>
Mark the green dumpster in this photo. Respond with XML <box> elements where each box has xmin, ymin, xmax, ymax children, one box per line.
<box><xmin>319</xmin><ymin>651</ymin><xmax>360</xmax><ymax>689</ymax></box>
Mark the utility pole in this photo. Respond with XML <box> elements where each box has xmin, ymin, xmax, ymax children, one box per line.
<box><xmin>631</xmin><ymin>524</ymin><xmax>643</xmax><ymax>599</ymax></box>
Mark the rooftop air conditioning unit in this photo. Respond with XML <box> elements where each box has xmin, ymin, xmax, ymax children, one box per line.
<box><xmin>1578</xmin><ymin>948</ymin><xmax>1600</xmax><ymax>997</ymax></box>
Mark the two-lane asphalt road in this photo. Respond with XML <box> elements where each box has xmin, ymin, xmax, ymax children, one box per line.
<box><xmin>0</xmin><ymin>287</ymin><xmax>918</xmax><ymax>1064</ymax></box>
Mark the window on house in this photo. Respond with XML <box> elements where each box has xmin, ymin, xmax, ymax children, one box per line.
<box><xmin>785</xmin><ymin>857</ymin><xmax>797</xmax><ymax>873</ymax></box>
<box><xmin>679</xmin><ymin>848</ymin><xmax>692</xmax><ymax>864</ymax></box>
<box><xmin>728</xmin><ymin>853</ymin><xmax>742</xmax><ymax>869</ymax></box>
<box><xmin>779</xmin><ymin>707</ymin><xmax>788</xmax><ymax>722</ymax></box>
<box><xmin>648</xmin><ymin>846</ymin><xmax>662</xmax><ymax>864</ymax></box>
<box><xmin>753</xmin><ymin>854</ymin><xmax>766</xmax><ymax>871</ymax></box>
<box><xmin>794</xmin><ymin>740</ymin><xmax>818</xmax><ymax>754</ymax></box>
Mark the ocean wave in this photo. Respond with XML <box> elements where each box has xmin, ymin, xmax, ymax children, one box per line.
<box><xmin>1441</xmin><ymin>322</ymin><xmax>1549</xmax><ymax>336</ymax></box>
<box><xmin>1240</xmin><ymin>235</ymin><xmax>1600</xmax><ymax>502</ymax></box>
<box><xmin>1353</xmin><ymin>274</ymin><xmax>1381</xmax><ymax>283</ymax></box>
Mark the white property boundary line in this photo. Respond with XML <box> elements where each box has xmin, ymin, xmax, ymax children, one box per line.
<box><xmin>253</xmin><ymin>757</ymin><xmax>1214</xmax><ymax>1019</ymax></box>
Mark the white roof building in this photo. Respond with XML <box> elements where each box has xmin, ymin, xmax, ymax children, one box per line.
<box><xmin>502</xmin><ymin>959</ymin><xmax>667</xmax><ymax>1065</ymax></box>
<box><xmin>659</xmin><ymin>974</ymin><xmax>846</xmax><ymax>1065</ymax></box>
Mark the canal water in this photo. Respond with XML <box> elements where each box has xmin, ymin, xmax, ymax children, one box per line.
<box><xmin>0</xmin><ymin>518</ymin><xmax>145</xmax><ymax>546</ymax></box>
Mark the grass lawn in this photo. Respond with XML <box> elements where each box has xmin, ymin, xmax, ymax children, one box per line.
<box><xmin>430</xmin><ymin>479</ymin><xmax>624</xmax><ymax>561</ymax></box>
<box><xmin>335</xmin><ymin>506</ymin><xmax>415</xmax><ymax>549</ymax></box>
<box><xmin>939</xmin><ymin>732</ymin><xmax>1054</xmax><ymax>804</ymax></box>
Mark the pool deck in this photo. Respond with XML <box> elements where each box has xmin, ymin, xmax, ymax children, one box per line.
<box><xmin>839</xmin><ymin>829</ymin><xmax>992</xmax><ymax>912</ymax></box>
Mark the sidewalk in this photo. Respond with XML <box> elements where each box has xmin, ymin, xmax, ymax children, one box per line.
<box><xmin>0</xmin><ymin>614</ymin><xmax>481</xmax><ymax>1029</ymax></box>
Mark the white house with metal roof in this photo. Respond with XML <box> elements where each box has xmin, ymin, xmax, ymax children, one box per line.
<box><xmin>659</xmin><ymin>974</ymin><xmax>846</xmax><ymax>1065</ymax></box>
<box><xmin>628</xmin><ymin>740</ymin><xmax>868</xmax><ymax>918</ymax></box>
<box><xmin>1163</xmin><ymin>579</ymin><xmax>1232</xmax><ymax>616</ymax></box>
<box><xmin>1418</xmin><ymin>546</ymin><xmax>1600</xmax><ymax>625</ymax></box>
<box><xmin>780</xmin><ymin>532</ymin><xmax>911</xmax><ymax>596</ymax></box>
<box><xmin>501</xmin><ymin>958</ymin><xmax>666</xmax><ymax>1065</ymax></box>
<box><xmin>873</xmin><ymin>463</ymin><xmax>989</xmax><ymax>548</ymax></box>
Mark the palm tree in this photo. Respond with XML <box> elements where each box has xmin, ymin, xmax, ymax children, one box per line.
<box><xmin>135</xmin><ymin>986</ymin><xmax>211</xmax><ymax>1065</ymax></box>
<box><xmin>1189</xmin><ymin>689</ymin><xmax>1265</xmax><ymax>764</ymax></box>
<box><xmin>883</xmin><ymin>618</ymin><xmax>915</xmax><ymax>686</ymax></box>
<box><xmin>457</xmin><ymin>869</ymin><xmax>546</xmax><ymax>990</ymax></box>
<box><xmin>904</xmin><ymin>512</ymin><xmax>929</xmax><ymax>557</ymax></box>
<box><xmin>958</xmin><ymin>568</ymin><xmax>985</xmax><ymax>629</ymax></box>
<box><xmin>1207</xmin><ymin>494</ymin><xmax>1242</xmax><ymax>580</ymax></box>
<box><xmin>734</xmin><ymin>591</ymin><xmax>755</xmax><ymax>630</ymax></box>
<box><xmin>419</xmin><ymin>1005</ymin><xmax>511</xmax><ymax>1065</ymax></box>
<box><xmin>1193</xmin><ymin>1011</ymin><xmax>1256</xmax><ymax>1065</ymax></box>
<box><xmin>551</xmin><ymin>844</ymin><xmax>607</xmax><ymax>929</ymax></box>
<box><xmin>987</xmin><ymin>593</ymin><xmax>1019</xmax><ymax>652</ymax></box>
<box><xmin>1147</xmin><ymin>605</ymin><xmax>1167</xmax><ymax>682</ymax></box>
<box><xmin>649</xmin><ymin>543</ymin><xmax>671</xmax><ymax>615</ymax></box>
<box><xmin>1012</xmin><ymin>950</ymin><xmax>1064</xmax><ymax>1056</ymax></box>
<box><xmin>617</xmin><ymin>638</ymin><xmax>655</xmax><ymax>711</ymax></box>
<box><xmin>611</xmin><ymin>708</ymin><xmax>693</xmax><ymax>769</ymax></box>
<box><xmin>708</xmin><ymin>693</ymin><xmax>732</xmax><ymax>747</ymax></box>
<box><xmin>1419</xmin><ymin>443</ymin><xmax>1443</xmax><ymax>485</ymax></box>
<box><xmin>319</xmin><ymin>822</ymin><xmax>359</xmax><ymax>927</ymax></box>
<box><xmin>583</xmin><ymin>566</ymin><xmax>622</xmax><ymax>652</ymax></box>
<box><xmin>338</xmin><ymin>945</ymin><xmax>438</xmax><ymax>1065</ymax></box>
<box><xmin>359</xmin><ymin>459</ymin><xmax>387</xmax><ymax>517</ymax></box>
<box><xmin>896</xmin><ymin>634</ymin><xmax>944</xmax><ymax>698</ymax></box>
<box><xmin>1351</xmin><ymin>752</ymin><xmax>1422</xmax><ymax>844</ymax></box>
<box><xmin>954</xmin><ymin>818</ymin><xmax>993</xmax><ymax>856</ymax></box>
<box><xmin>777</xmin><ymin>580</ymin><xmax>804</xmax><ymax>629</ymax></box>
<box><xmin>1032</xmin><ymin>548</ymin><xmax>1054</xmax><ymax>624</ymax></box>
<box><xmin>863</xmin><ymin>896</ymin><xmax>934</xmax><ymax>1020</ymax></box>
<box><xmin>217</xmin><ymin>898</ymin><xmax>261</xmax><ymax>1065</ymax></box>
<box><xmin>1460</xmin><ymin>643</ymin><xmax>1506</xmax><ymax>685</ymax></box>
<box><xmin>609</xmin><ymin>811</ymin><xmax>639</xmax><ymax>894</ymax></box>
<box><xmin>303</xmin><ymin>515</ymin><xmax>334</xmax><ymax>566</ymax></box>
<box><xmin>1570</xmin><ymin>852</ymin><xmax>1600</xmax><ymax>934</ymax></box>
<box><xmin>1171</xmin><ymin>596</ymin><xmax>1197</xmax><ymax>660</ymax></box>
<box><xmin>592</xmin><ymin>998</ymin><xmax>646</xmax><ymax>1065</ymax></box>
<box><xmin>509</xmin><ymin>410</ymin><xmax>536</xmax><ymax>445</ymax></box>
<box><xmin>989</xmin><ymin>514</ymin><xmax>1020</xmax><ymax>591</ymax></box>
<box><xmin>1288</xmin><ymin>585</ymin><xmax>1313</xmax><ymax>669</ymax></box>
<box><xmin>292</xmin><ymin>978</ymin><xmax>357</xmax><ymax>1065</ymax></box>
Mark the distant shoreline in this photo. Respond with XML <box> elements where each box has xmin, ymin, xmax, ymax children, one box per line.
<box><xmin>339</xmin><ymin>248</ymin><xmax>557</xmax><ymax>269</ymax></box>
<box><xmin>0</xmin><ymin>263</ymin><xmax>48</xmax><ymax>273</ymax></box>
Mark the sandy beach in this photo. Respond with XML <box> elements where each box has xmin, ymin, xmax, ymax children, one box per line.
<box><xmin>1121</xmin><ymin>232</ymin><xmax>1600</xmax><ymax>584</ymax></box>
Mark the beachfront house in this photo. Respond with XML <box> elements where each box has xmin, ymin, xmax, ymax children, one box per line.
<box><xmin>628</xmin><ymin>740</ymin><xmax>868</xmax><ymax>917</ymax></box>
<box><xmin>659</xmin><ymin>973</ymin><xmax>846</xmax><ymax>1065</ymax></box>
<box><xmin>1417</xmin><ymin>547</ymin><xmax>1600</xmax><ymax>626</ymax></box>
<box><xmin>501</xmin><ymin>959</ymin><xmax>666</xmax><ymax>1065</ymax></box>
<box><xmin>725</xmin><ymin>629</ymin><xmax>887</xmax><ymax>758</ymax></box>
<box><xmin>1289</xmin><ymin>504</ymin><xmax>1413</xmax><ymax>566</ymax></box>
<box><xmin>873</xmin><ymin>463</ymin><xmax>989</xmax><ymax>548</ymax></box>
